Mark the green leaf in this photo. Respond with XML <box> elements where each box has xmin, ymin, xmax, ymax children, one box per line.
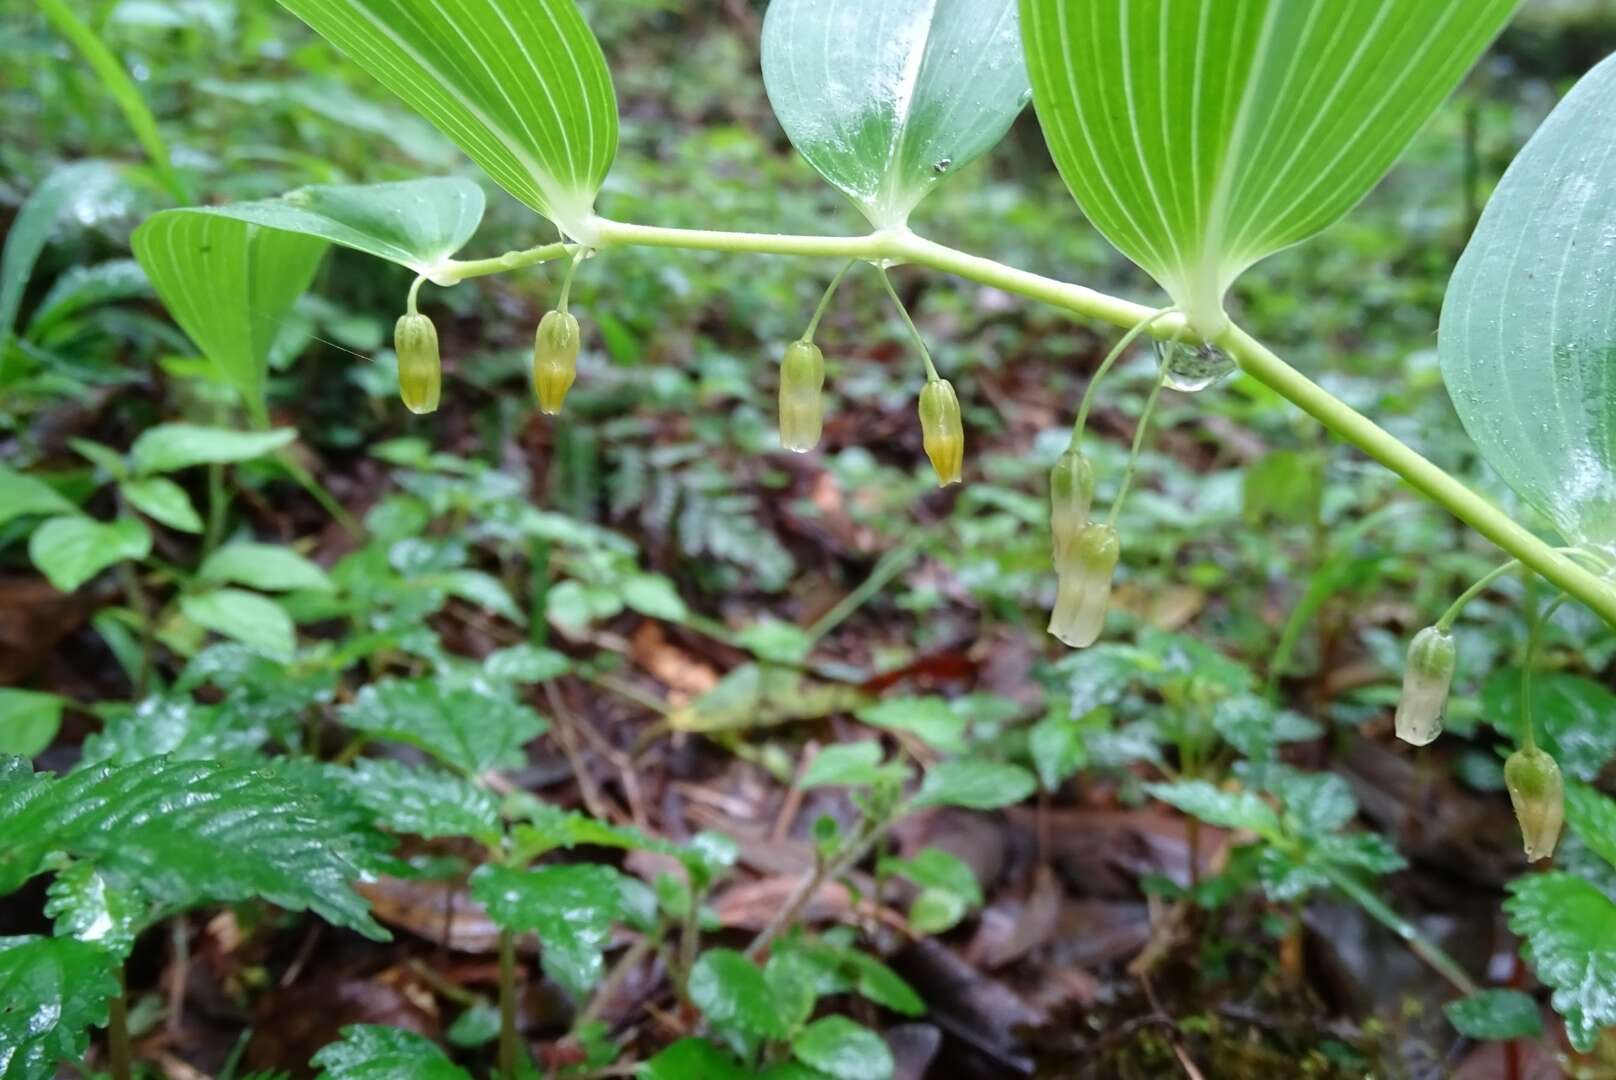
<box><xmin>311</xmin><ymin>1025</ymin><xmax>472</xmax><ymax>1080</ymax></box>
<box><xmin>470</xmin><ymin>863</ymin><xmax>621</xmax><ymax>998</ymax></box>
<box><xmin>1022</xmin><ymin>0</ymin><xmax>1518</xmax><ymax>332</ymax></box>
<box><xmin>278</xmin><ymin>0</ymin><xmax>618</xmax><ymax>237</ymax></box>
<box><xmin>199</xmin><ymin>543</ymin><xmax>335</xmax><ymax>593</ymax></box>
<box><xmin>130</xmin><ymin>424</ymin><xmax>297</xmax><ymax>476</ymax></box>
<box><xmin>181</xmin><ymin>589</ymin><xmax>297</xmax><ymax>660</ymax></box>
<box><xmin>620</xmin><ymin>573</ymin><xmax>688</xmax><ymax>622</ymax></box>
<box><xmin>120</xmin><ymin>477</ymin><xmax>203</xmax><ymax>533</ymax></box>
<box><xmin>0</xmin><ymin>161</ymin><xmax>124</xmax><ymax>345</ymax></box>
<box><xmin>911</xmin><ymin>760</ymin><xmax>1036</xmax><ymax>810</ymax></box>
<box><xmin>131</xmin><ymin>210</ymin><xmax>327</xmax><ymax>423</ymax></box>
<box><xmin>1269</xmin><ymin>769</ymin><xmax>1357</xmax><ymax>835</ymax></box>
<box><xmin>0</xmin><ymin>466</ymin><xmax>75</xmax><ymax>527</ymax></box>
<box><xmin>736</xmin><ymin>619</ymin><xmax>814</xmax><ymax>666</ymax></box>
<box><xmin>331</xmin><ymin>759</ymin><xmax>503</xmax><ymax>844</ymax></box>
<box><xmin>761</xmin><ymin>0</ymin><xmax>1030</xmax><ymax>228</ymax></box>
<box><xmin>792</xmin><ymin>1016</ymin><xmax>894</xmax><ymax>1080</ymax></box>
<box><xmin>0</xmin><ymin>690</ymin><xmax>66</xmax><ymax>758</ymax></box>
<box><xmin>858</xmin><ymin>697</ymin><xmax>967</xmax><ymax>753</ymax></box>
<box><xmin>882</xmin><ymin>847</ymin><xmax>983</xmax><ymax>934</ymax></box>
<box><xmin>429</xmin><ymin>569</ymin><xmax>524</xmax><ymax>622</ymax></box>
<box><xmin>1443</xmin><ymin>989</ymin><xmax>1543</xmax><ymax>1042</ymax></box>
<box><xmin>802</xmin><ymin>742</ymin><xmax>900</xmax><ymax>790</ymax></box>
<box><xmin>1565</xmin><ymin>781</ymin><xmax>1616</xmax><ymax>873</ymax></box>
<box><xmin>687</xmin><ymin>948</ymin><xmax>789</xmax><ymax>1039</ymax></box>
<box><xmin>0</xmin><ymin>758</ymin><xmax>387</xmax><ymax>940</ymax></box>
<box><xmin>484</xmin><ymin>644</ymin><xmax>572</xmax><ymax>683</ymax></box>
<box><xmin>25</xmin><ymin>259</ymin><xmax>153</xmax><ymax>340</ymax></box>
<box><xmin>1483</xmin><ymin>669</ymin><xmax>1616</xmax><ymax>782</ymax></box>
<box><xmin>45</xmin><ymin>862</ymin><xmax>145</xmax><ymax>957</ymax></box>
<box><xmin>1504</xmin><ymin>872</ymin><xmax>1616</xmax><ymax>1052</ymax></box>
<box><xmin>1440</xmin><ymin>54</ymin><xmax>1616</xmax><ymax>551</ymax></box>
<box><xmin>340</xmin><ymin>677</ymin><xmax>547</xmax><ymax>774</ymax></box>
<box><xmin>445</xmin><ymin>1002</ymin><xmax>502</xmax><ymax>1048</ymax></box>
<box><xmin>194</xmin><ymin>179</ymin><xmax>485</xmax><ymax>277</ymax></box>
<box><xmin>28</xmin><ymin>516</ymin><xmax>152</xmax><ymax>592</ymax></box>
<box><xmin>0</xmin><ymin>936</ymin><xmax>121</xmax><ymax>1080</ymax></box>
<box><xmin>1146</xmin><ymin>780</ymin><xmax>1280</xmax><ymax>837</ymax></box>
<box><xmin>1028</xmin><ymin>710</ymin><xmax>1089</xmax><ymax>791</ymax></box>
<box><xmin>637</xmin><ymin>1038</ymin><xmax>750</xmax><ymax>1080</ymax></box>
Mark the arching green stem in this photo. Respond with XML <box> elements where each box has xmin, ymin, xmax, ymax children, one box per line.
<box><xmin>1436</xmin><ymin>548</ymin><xmax>1605</xmax><ymax>632</ymax></box>
<box><xmin>1106</xmin><ymin>368</ymin><xmax>1170</xmax><ymax>528</ymax></box>
<box><xmin>556</xmin><ymin>248</ymin><xmax>587</xmax><ymax>314</ymax></box>
<box><xmin>406</xmin><ymin>273</ymin><xmax>426</xmax><ymax>317</ymax></box>
<box><xmin>1074</xmin><ymin>306</ymin><xmax>1178</xmax><ymax>444</ymax></box>
<box><xmin>1520</xmin><ymin>593</ymin><xmax>1569</xmax><ymax>754</ymax></box>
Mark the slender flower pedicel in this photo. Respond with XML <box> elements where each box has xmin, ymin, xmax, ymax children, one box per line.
<box><xmin>1395</xmin><ymin>626</ymin><xmax>1456</xmax><ymax>746</ymax></box>
<box><xmin>1504</xmin><ymin>746</ymin><xmax>1564</xmax><ymax>862</ymax></box>
<box><xmin>394</xmin><ymin>312</ymin><xmax>441</xmax><ymax>415</ymax></box>
<box><xmin>1047</xmin><ymin>523</ymin><xmax>1121</xmax><ymax>648</ymax></box>
<box><xmin>778</xmin><ymin>339</ymin><xmax>826</xmax><ymax>452</ymax></box>
<box><xmin>1049</xmin><ymin>448</ymin><xmax>1095</xmax><ymax>570</ymax></box>
<box><xmin>532</xmin><ymin>309</ymin><xmax>582</xmax><ymax>415</ymax></box>
<box><xmin>918</xmin><ymin>379</ymin><xmax>964</xmax><ymax>486</ymax></box>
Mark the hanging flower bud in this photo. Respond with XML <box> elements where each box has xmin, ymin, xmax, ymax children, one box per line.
<box><xmin>1050</xmin><ymin>449</ymin><xmax>1095</xmax><ymax>571</ymax></box>
<box><xmin>1047</xmin><ymin>523</ymin><xmax>1121</xmax><ymax>649</ymax></box>
<box><xmin>778</xmin><ymin>340</ymin><xmax>826</xmax><ymax>453</ymax></box>
<box><xmin>1504</xmin><ymin>747</ymin><xmax>1564</xmax><ymax>863</ymax></box>
<box><xmin>1395</xmin><ymin>626</ymin><xmax>1456</xmax><ymax>747</ymax></box>
<box><xmin>394</xmin><ymin>313</ymin><xmax>441</xmax><ymax>415</ymax></box>
<box><xmin>918</xmin><ymin>379</ymin><xmax>964</xmax><ymax>486</ymax></box>
<box><xmin>532</xmin><ymin>309</ymin><xmax>581</xmax><ymax>415</ymax></box>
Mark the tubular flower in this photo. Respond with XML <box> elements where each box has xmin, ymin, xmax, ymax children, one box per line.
<box><xmin>532</xmin><ymin>309</ymin><xmax>582</xmax><ymax>415</ymax></box>
<box><xmin>1047</xmin><ymin>523</ymin><xmax>1121</xmax><ymax>649</ymax></box>
<box><xmin>778</xmin><ymin>339</ymin><xmax>826</xmax><ymax>453</ymax></box>
<box><xmin>919</xmin><ymin>379</ymin><xmax>964</xmax><ymax>486</ymax></box>
<box><xmin>1394</xmin><ymin>626</ymin><xmax>1456</xmax><ymax>747</ymax></box>
<box><xmin>1504</xmin><ymin>746</ymin><xmax>1564</xmax><ymax>863</ymax></box>
<box><xmin>1050</xmin><ymin>448</ymin><xmax>1095</xmax><ymax>571</ymax></box>
<box><xmin>394</xmin><ymin>313</ymin><xmax>441</xmax><ymax>415</ymax></box>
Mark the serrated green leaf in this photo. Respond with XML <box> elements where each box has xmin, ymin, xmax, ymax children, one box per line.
<box><xmin>911</xmin><ymin>761</ymin><xmax>1036</xmax><ymax>811</ymax></box>
<box><xmin>0</xmin><ymin>465</ymin><xmax>75</xmax><ymax>527</ymax></box>
<box><xmin>858</xmin><ymin>697</ymin><xmax>967</xmax><ymax>754</ymax></box>
<box><xmin>1504</xmin><ymin>872</ymin><xmax>1616</xmax><ymax>1052</ymax></box>
<box><xmin>792</xmin><ymin>1016</ymin><xmax>893</xmax><ymax>1080</ymax></box>
<box><xmin>193</xmin><ymin>179</ymin><xmax>484</xmax><ymax>276</ymax></box>
<box><xmin>0</xmin><ymin>936</ymin><xmax>121</xmax><ymax>1080</ymax></box>
<box><xmin>181</xmin><ymin>589</ymin><xmax>297</xmax><ymax>660</ymax></box>
<box><xmin>0</xmin><ymin>690</ymin><xmax>66</xmax><ymax>759</ymax></box>
<box><xmin>1146</xmin><ymin>780</ymin><xmax>1280</xmax><ymax>837</ymax></box>
<box><xmin>687</xmin><ymin>948</ymin><xmax>789</xmax><ymax>1039</ymax></box>
<box><xmin>45</xmin><ymin>862</ymin><xmax>145</xmax><ymax>956</ymax></box>
<box><xmin>620</xmin><ymin>573</ymin><xmax>688</xmax><ymax>622</ymax></box>
<box><xmin>130</xmin><ymin>424</ymin><xmax>297</xmax><ymax>476</ymax></box>
<box><xmin>131</xmin><ymin>211</ymin><xmax>326</xmax><ymax>424</ymax></box>
<box><xmin>802</xmin><ymin>742</ymin><xmax>898</xmax><ymax>790</ymax></box>
<box><xmin>277</xmin><ymin>0</ymin><xmax>618</xmax><ymax>237</ymax></box>
<box><xmin>484</xmin><ymin>644</ymin><xmax>571</xmax><ymax>683</ymax></box>
<box><xmin>332</xmin><ymin>759</ymin><xmax>502</xmax><ymax>844</ymax></box>
<box><xmin>1022</xmin><ymin>0</ymin><xmax>1518</xmax><ymax>332</ymax></box>
<box><xmin>1565</xmin><ymin>781</ymin><xmax>1616</xmax><ymax>874</ymax></box>
<box><xmin>28</xmin><ymin>516</ymin><xmax>151</xmax><ymax>592</ymax></box>
<box><xmin>1269</xmin><ymin>769</ymin><xmax>1357</xmax><ymax>835</ymax></box>
<box><xmin>340</xmin><ymin>677</ymin><xmax>547</xmax><ymax>775</ymax></box>
<box><xmin>883</xmin><ymin>847</ymin><xmax>983</xmax><ymax>930</ymax></box>
<box><xmin>311</xmin><ymin>1025</ymin><xmax>472</xmax><ymax>1080</ymax></box>
<box><xmin>1443</xmin><ymin>988</ymin><xmax>1543</xmax><ymax>1041</ymax></box>
<box><xmin>470</xmin><ymin>863</ymin><xmax>621</xmax><ymax>998</ymax></box>
<box><xmin>1440</xmin><ymin>54</ymin><xmax>1616</xmax><ymax>552</ymax></box>
<box><xmin>761</xmin><ymin>0</ymin><xmax>1030</xmax><ymax>228</ymax></box>
<box><xmin>80</xmin><ymin>694</ymin><xmax>273</xmax><ymax>767</ymax></box>
<box><xmin>120</xmin><ymin>477</ymin><xmax>203</xmax><ymax>533</ymax></box>
<box><xmin>199</xmin><ymin>543</ymin><xmax>335</xmax><ymax>593</ymax></box>
<box><xmin>0</xmin><ymin>758</ymin><xmax>386</xmax><ymax>940</ymax></box>
<box><xmin>637</xmin><ymin>1038</ymin><xmax>749</xmax><ymax>1080</ymax></box>
<box><xmin>1028</xmin><ymin>711</ymin><xmax>1088</xmax><ymax>791</ymax></box>
<box><xmin>1483</xmin><ymin>669</ymin><xmax>1616</xmax><ymax>782</ymax></box>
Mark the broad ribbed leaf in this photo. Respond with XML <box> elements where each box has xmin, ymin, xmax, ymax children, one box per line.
<box><xmin>1022</xmin><ymin>0</ymin><xmax>1519</xmax><ymax>333</ymax></box>
<box><xmin>1440</xmin><ymin>55</ymin><xmax>1616</xmax><ymax>555</ymax></box>
<box><xmin>131</xmin><ymin>211</ymin><xmax>326</xmax><ymax>424</ymax></box>
<box><xmin>28</xmin><ymin>516</ymin><xmax>152</xmax><ymax>593</ymax></box>
<box><xmin>196</xmin><ymin>179</ymin><xmax>485</xmax><ymax>278</ymax></box>
<box><xmin>130</xmin><ymin>425</ymin><xmax>296</xmax><ymax>475</ymax></box>
<box><xmin>762</xmin><ymin>0</ymin><xmax>1030</xmax><ymax>228</ymax></box>
<box><xmin>312</xmin><ymin>1025</ymin><xmax>472</xmax><ymax>1080</ymax></box>
<box><xmin>470</xmin><ymin>863</ymin><xmax>621</xmax><ymax>998</ymax></box>
<box><xmin>45</xmin><ymin>862</ymin><xmax>145</xmax><ymax>957</ymax></box>
<box><xmin>339</xmin><ymin>677</ymin><xmax>547</xmax><ymax>774</ymax></box>
<box><xmin>0</xmin><ymin>758</ymin><xmax>386</xmax><ymax>940</ymax></box>
<box><xmin>0</xmin><ymin>936</ymin><xmax>121</xmax><ymax>1080</ymax></box>
<box><xmin>277</xmin><ymin>0</ymin><xmax>617</xmax><ymax>237</ymax></box>
<box><xmin>327</xmin><ymin>759</ymin><xmax>503</xmax><ymax>844</ymax></box>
